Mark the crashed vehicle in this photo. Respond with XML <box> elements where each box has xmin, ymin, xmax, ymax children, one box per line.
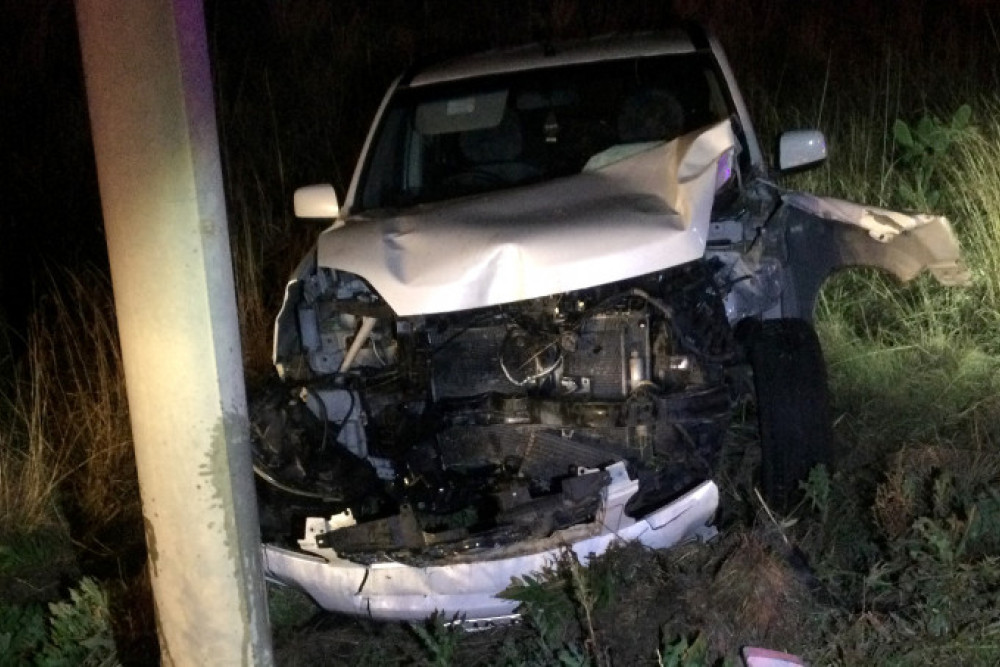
<box><xmin>255</xmin><ymin>27</ymin><xmax>966</xmax><ymax>624</ymax></box>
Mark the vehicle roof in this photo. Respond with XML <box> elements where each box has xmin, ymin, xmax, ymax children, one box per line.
<box><xmin>408</xmin><ymin>29</ymin><xmax>703</xmax><ymax>87</ymax></box>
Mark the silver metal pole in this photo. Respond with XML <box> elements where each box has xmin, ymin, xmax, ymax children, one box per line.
<box><xmin>75</xmin><ymin>0</ymin><xmax>273</xmax><ymax>663</ymax></box>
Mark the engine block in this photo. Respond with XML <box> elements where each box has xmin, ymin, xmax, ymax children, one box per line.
<box><xmin>426</xmin><ymin>311</ymin><xmax>650</xmax><ymax>400</ymax></box>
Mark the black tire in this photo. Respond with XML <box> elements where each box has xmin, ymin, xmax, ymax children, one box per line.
<box><xmin>747</xmin><ymin>318</ymin><xmax>833</xmax><ymax>511</ymax></box>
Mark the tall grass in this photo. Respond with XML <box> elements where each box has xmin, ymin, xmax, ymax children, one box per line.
<box><xmin>0</xmin><ymin>346</ymin><xmax>68</xmax><ymax>534</ymax></box>
<box><xmin>784</xmin><ymin>90</ymin><xmax>1000</xmax><ymax>667</ymax></box>
<box><xmin>945</xmin><ymin>100</ymin><xmax>1000</xmax><ymax>311</ymax></box>
<box><xmin>0</xmin><ymin>269</ymin><xmax>135</xmax><ymax>541</ymax></box>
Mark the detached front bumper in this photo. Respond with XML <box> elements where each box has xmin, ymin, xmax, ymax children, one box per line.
<box><xmin>262</xmin><ymin>463</ymin><xmax>719</xmax><ymax>624</ymax></box>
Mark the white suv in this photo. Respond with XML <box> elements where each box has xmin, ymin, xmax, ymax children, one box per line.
<box><xmin>255</xmin><ymin>26</ymin><xmax>966</xmax><ymax>624</ymax></box>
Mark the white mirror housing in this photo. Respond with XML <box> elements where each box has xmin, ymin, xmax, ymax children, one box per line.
<box><xmin>778</xmin><ymin>130</ymin><xmax>827</xmax><ymax>171</ymax></box>
<box><xmin>294</xmin><ymin>184</ymin><xmax>340</xmax><ymax>219</ymax></box>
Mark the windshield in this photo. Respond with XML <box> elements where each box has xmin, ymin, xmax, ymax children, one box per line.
<box><xmin>356</xmin><ymin>53</ymin><xmax>733</xmax><ymax>211</ymax></box>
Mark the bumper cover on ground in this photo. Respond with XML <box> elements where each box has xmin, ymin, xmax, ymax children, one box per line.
<box><xmin>263</xmin><ymin>465</ymin><xmax>718</xmax><ymax>623</ymax></box>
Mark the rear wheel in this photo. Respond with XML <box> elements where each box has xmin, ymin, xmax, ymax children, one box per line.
<box><xmin>747</xmin><ymin>318</ymin><xmax>833</xmax><ymax>510</ymax></box>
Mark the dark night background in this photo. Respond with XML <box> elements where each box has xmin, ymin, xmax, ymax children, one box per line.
<box><xmin>1</xmin><ymin>0</ymin><xmax>999</xmax><ymax>662</ymax></box>
<box><xmin>1</xmin><ymin>0</ymin><xmax>997</xmax><ymax>348</ymax></box>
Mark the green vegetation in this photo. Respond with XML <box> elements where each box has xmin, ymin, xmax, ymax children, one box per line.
<box><xmin>3</xmin><ymin>0</ymin><xmax>1000</xmax><ymax>663</ymax></box>
<box><xmin>0</xmin><ymin>271</ymin><xmax>140</xmax><ymax>660</ymax></box>
<box><xmin>0</xmin><ymin>576</ymin><xmax>119</xmax><ymax>667</ymax></box>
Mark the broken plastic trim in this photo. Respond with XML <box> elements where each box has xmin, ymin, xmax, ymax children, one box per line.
<box><xmin>262</xmin><ymin>463</ymin><xmax>719</xmax><ymax>623</ymax></box>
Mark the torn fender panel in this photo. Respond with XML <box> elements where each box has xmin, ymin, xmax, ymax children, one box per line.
<box><xmin>778</xmin><ymin>192</ymin><xmax>969</xmax><ymax>319</ymax></box>
<box><xmin>262</xmin><ymin>473</ymin><xmax>719</xmax><ymax>622</ymax></box>
<box><xmin>315</xmin><ymin>122</ymin><xmax>734</xmax><ymax>317</ymax></box>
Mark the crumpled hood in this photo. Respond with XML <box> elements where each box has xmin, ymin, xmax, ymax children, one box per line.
<box><xmin>318</xmin><ymin>121</ymin><xmax>734</xmax><ymax>316</ymax></box>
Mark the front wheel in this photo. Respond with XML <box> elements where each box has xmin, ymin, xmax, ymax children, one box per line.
<box><xmin>747</xmin><ymin>318</ymin><xmax>833</xmax><ymax>511</ymax></box>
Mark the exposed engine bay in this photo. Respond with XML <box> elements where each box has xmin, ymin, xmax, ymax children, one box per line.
<box><xmin>254</xmin><ymin>260</ymin><xmax>735</xmax><ymax>564</ymax></box>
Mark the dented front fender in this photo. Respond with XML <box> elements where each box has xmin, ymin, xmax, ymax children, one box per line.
<box><xmin>776</xmin><ymin>192</ymin><xmax>969</xmax><ymax>319</ymax></box>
